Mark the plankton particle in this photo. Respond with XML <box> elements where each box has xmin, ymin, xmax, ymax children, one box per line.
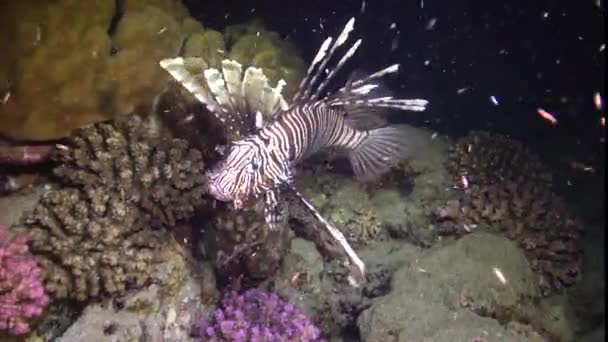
<box><xmin>492</xmin><ymin>267</ymin><xmax>507</xmax><ymax>285</ymax></box>
<box><xmin>593</xmin><ymin>92</ymin><xmax>603</xmax><ymax>110</ymax></box>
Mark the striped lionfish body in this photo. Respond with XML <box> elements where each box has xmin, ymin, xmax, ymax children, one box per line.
<box><xmin>160</xmin><ymin>18</ymin><xmax>428</xmax><ymax>281</ymax></box>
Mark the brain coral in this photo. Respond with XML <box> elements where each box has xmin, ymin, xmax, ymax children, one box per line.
<box><xmin>13</xmin><ymin>115</ymin><xmax>207</xmax><ymax>300</ymax></box>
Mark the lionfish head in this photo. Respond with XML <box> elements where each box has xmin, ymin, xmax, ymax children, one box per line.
<box><xmin>204</xmin><ymin>140</ymin><xmax>269</xmax><ymax>209</ymax></box>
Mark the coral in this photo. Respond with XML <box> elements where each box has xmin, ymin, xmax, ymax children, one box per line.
<box><xmin>197</xmin><ymin>288</ymin><xmax>323</xmax><ymax>341</ymax></box>
<box><xmin>0</xmin><ymin>0</ymin><xmax>189</xmax><ymax>140</ymax></box>
<box><xmin>0</xmin><ymin>224</ymin><xmax>49</xmax><ymax>336</ymax></box>
<box><xmin>203</xmin><ymin>202</ymin><xmax>290</xmax><ymax>283</ymax></box>
<box><xmin>434</xmin><ymin>131</ymin><xmax>582</xmax><ymax>295</ymax></box>
<box><xmin>13</xmin><ymin>115</ymin><xmax>207</xmax><ymax>300</ymax></box>
<box><xmin>182</xmin><ymin>18</ymin><xmax>305</xmax><ymax>99</ymax></box>
<box><xmin>296</xmin><ymin>162</ymin><xmax>389</xmax><ymax>245</ymax></box>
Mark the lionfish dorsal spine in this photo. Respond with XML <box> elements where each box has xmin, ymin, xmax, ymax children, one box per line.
<box><xmin>292</xmin><ymin>37</ymin><xmax>333</xmax><ymax>103</ymax></box>
<box><xmin>204</xmin><ymin>68</ymin><xmax>236</xmax><ymax>113</ymax></box>
<box><xmin>310</xmin><ymin>38</ymin><xmax>362</xmax><ymax>102</ymax></box>
<box><xmin>159</xmin><ymin>57</ymin><xmax>223</xmax><ymax>117</ymax></box>
<box><xmin>302</xmin><ymin>18</ymin><xmax>358</xmax><ymax>102</ymax></box>
<box><xmin>221</xmin><ymin>60</ymin><xmax>245</xmax><ymax>114</ymax></box>
<box><xmin>292</xmin><ymin>17</ymin><xmax>357</xmax><ymax>104</ymax></box>
<box><xmin>160</xmin><ymin>56</ymin><xmax>290</xmax><ymax>137</ymax></box>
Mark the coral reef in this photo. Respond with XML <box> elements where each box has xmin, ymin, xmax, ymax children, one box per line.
<box><xmin>0</xmin><ymin>1</ymin><xmax>304</xmax><ymax>140</ymax></box>
<box><xmin>57</xmin><ymin>251</ymin><xmax>217</xmax><ymax>342</ymax></box>
<box><xmin>183</xmin><ymin>18</ymin><xmax>305</xmax><ymax>99</ymax></box>
<box><xmin>294</xmin><ymin>128</ymin><xmax>450</xmax><ymax>247</ymax></box>
<box><xmin>0</xmin><ymin>0</ymin><xmax>189</xmax><ymax>140</ymax></box>
<box><xmin>0</xmin><ymin>144</ymin><xmax>53</xmax><ymax>194</ymax></box>
<box><xmin>357</xmin><ymin>232</ymin><xmax>547</xmax><ymax>342</ymax></box>
<box><xmin>0</xmin><ymin>224</ymin><xmax>49</xmax><ymax>336</ymax></box>
<box><xmin>196</xmin><ymin>288</ymin><xmax>323</xmax><ymax>341</ymax></box>
<box><xmin>267</xmin><ymin>238</ymin><xmax>393</xmax><ymax>338</ymax></box>
<box><xmin>13</xmin><ymin>115</ymin><xmax>207</xmax><ymax>301</ymax></box>
<box><xmin>202</xmin><ymin>202</ymin><xmax>291</xmax><ymax>284</ymax></box>
<box><xmin>434</xmin><ymin>131</ymin><xmax>582</xmax><ymax>295</ymax></box>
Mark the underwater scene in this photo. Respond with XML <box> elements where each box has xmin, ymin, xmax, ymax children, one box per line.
<box><xmin>0</xmin><ymin>0</ymin><xmax>604</xmax><ymax>341</ymax></box>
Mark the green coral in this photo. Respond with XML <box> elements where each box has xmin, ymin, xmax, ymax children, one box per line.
<box><xmin>0</xmin><ymin>0</ymin><xmax>192</xmax><ymax>140</ymax></box>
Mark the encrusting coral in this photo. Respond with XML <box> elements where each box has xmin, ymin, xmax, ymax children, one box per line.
<box><xmin>0</xmin><ymin>1</ymin><xmax>305</xmax><ymax>141</ymax></box>
<box><xmin>0</xmin><ymin>224</ymin><xmax>49</xmax><ymax>336</ymax></box>
<box><xmin>13</xmin><ymin>115</ymin><xmax>207</xmax><ymax>301</ymax></box>
<box><xmin>433</xmin><ymin>131</ymin><xmax>582</xmax><ymax>295</ymax></box>
<box><xmin>0</xmin><ymin>0</ymin><xmax>187</xmax><ymax>140</ymax></box>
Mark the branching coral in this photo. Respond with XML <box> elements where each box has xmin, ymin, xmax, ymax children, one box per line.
<box><xmin>13</xmin><ymin>115</ymin><xmax>207</xmax><ymax>301</ymax></box>
<box><xmin>434</xmin><ymin>131</ymin><xmax>582</xmax><ymax>295</ymax></box>
<box><xmin>0</xmin><ymin>224</ymin><xmax>49</xmax><ymax>336</ymax></box>
<box><xmin>196</xmin><ymin>288</ymin><xmax>323</xmax><ymax>341</ymax></box>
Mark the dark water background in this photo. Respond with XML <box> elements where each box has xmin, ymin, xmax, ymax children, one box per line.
<box><xmin>185</xmin><ymin>0</ymin><xmax>605</xmax><ymax>218</ymax></box>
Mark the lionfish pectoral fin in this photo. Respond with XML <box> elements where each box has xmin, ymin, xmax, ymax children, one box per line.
<box><xmin>264</xmin><ymin>189</ymin><xmax>287</xmax><ymax>231</ymax></box>
<box><xmin>348</xmin><ymin>124</ymin><xmax>425</xmax><ymax>181</ymax></box>
<box><xmin>289</xmin><ymin>186</ymin><xmax>366</xmax><ymax>284</ymax></box>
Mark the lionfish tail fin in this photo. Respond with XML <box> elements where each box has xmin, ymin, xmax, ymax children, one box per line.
<box><xmin>159</xmin><ymin>57</ymin><xmax>288</xmax><ymax>137</ymax></box>
<box><xmin>349</xmin><ymin>125</ymin><xmax>418</xmax><ymax>181</ymax></box>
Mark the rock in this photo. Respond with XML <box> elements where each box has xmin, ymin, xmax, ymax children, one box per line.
<box><xmin>58</xmin><ymin>262</ymin><xmax>215</xmax><ymax>342</ymax></box>
<box><xmin>357</xmin><ymin>232</ymin><xmax>545</xmax><ymax>341</ymax></box>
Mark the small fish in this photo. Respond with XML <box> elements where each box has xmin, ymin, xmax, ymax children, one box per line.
<box><xmin>536</xmin><ymin>108</ymin><xmax>557</xmax><ymax>125</ymax></box>
<box><xmin>601</xmin><ymin>117</ymin><xmax>605</xmax><ymax>126</ymax></box>
<box><xmin>593</xmin><ymin>92</ymin><xmax>603</xmax><ymax>110</ymax></box>
<box><xmin>160</xmin><ymin>17</ymin><xmax>429</xmax><ymax>281</ymax></box>
<box><xmin>489</xmin><ymin>95</ymin><xmax>499</xmax><ymax>106</ymax></box>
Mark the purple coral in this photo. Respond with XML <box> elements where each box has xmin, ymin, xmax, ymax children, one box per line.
<box><xmin>0</xmin><ymin>224</ymin><xmax>49</xmax><ymax>335</ymax></box>
<box><xmin>197</xmin><ymin>288</ymin><xmax>323</xmax><ymax>342</ymax></box>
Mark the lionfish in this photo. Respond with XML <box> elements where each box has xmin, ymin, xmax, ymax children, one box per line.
<box><xmin>160</xmin><ymin>18</ymin><xmax>428</xmax><ymax>280</ymax></box>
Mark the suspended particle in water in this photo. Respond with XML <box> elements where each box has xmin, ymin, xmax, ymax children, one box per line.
<box><xmin>425</xmin><ymin>18</ymin><xmax>437</xmax><ymax>30</ymax></box>
<box><xmin>593</xmin><ymin>92</ymin><xmax>603</xmax><ymax>110</ymax></box>
<box><xmin>536</xmin><ymin>108</ymin><xmax>558</xmax><ymax>125</ymax></box>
